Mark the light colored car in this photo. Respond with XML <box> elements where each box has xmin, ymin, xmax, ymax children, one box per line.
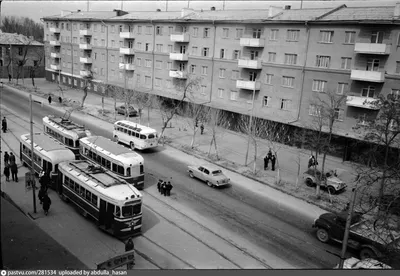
<box><xmin>303</xmin><ymin>168</ymin><xmax>347</xmax><ymax>194</ymax></box>
<box><xmin>334</xmin><ymin>257</ymin><xmax>392</xmax><ymax>269</ymax></box>
<box><xmin>187</xmin><ymin>164</ymin><xmax>230</xmax><ymax>187</ymax></box>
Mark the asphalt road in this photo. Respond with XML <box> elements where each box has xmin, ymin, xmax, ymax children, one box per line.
<box><xmin>1</xmin><ymin>86</ymin><xmax>345</xmax><ymax>268</ymax></box>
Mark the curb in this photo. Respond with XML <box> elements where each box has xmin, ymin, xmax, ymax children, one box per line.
<box><xmin>1</xmin><ymin>191</ymin><xmax>30</xmax><ymax>219</ymax></box>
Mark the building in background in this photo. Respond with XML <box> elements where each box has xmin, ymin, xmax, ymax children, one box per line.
<box><xmin>41</xmin><ymin>4</ymin><xmax>400</xmax><ymax>161</ymax></box>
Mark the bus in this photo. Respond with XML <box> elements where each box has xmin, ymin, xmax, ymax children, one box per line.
<box><xmin>19</xmin><ymin>133</ymin><xmax>76</xmax><ymax>189</ymax></box>
<box><xmin>57</xmin><ymin>160</ymin><xmax>143</xmax><ymax>238</ymax></box>
<box><xmin>43</xmin><ymin>115</ymin><xmax>92</xmax><ymax>158</ymax></box>
<box><xmin>112</xmin><ymin>120</ymin><xmax>158</xmax><ymax>150</ymax></box>
<box><xmin>79</xmin><ymin>136</ymin><xmax>145</xmax><ymax>189</ymax></box>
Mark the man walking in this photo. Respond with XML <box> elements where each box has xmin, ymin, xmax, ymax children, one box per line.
<box><xmin>271</xmin><ymin>154</ymin><xmax>276</xmax><ymax>171</ymax></box>
<box><xmin>200</xmin><ymin>124</ymin><xmax>204</xmax><ymax>135</ymax></box>
<box><xmin>157</xmin><ymin>179</ymin><xmax>163</xmax><ymax>193</ymax></box>
<box><xmin>10</xmin><ymin>162</ymin><xmax>18</xmax><ymax>182</ymax></box>
<box><xmin>2</xmin><ymin>117</ymin><xmax>7</xmax><ymax>133</ymax></box>
<box><xmin>42</xmin><ymin>194</ymin><xmax>51</xmax><ymax>215</ymax></box>
<box><xmin>161</xmin><ymin>182</ymin><xmax>167</xmax><ymax>196</ymax></box>
<box><xmin>48</xmin><ymin>95</ymin><xmax>52</xmax><ymax>105</ymax></box>
<box><xmin>4</xmin><ymin>151</ymin><xmax>10</xmax><ymax>165</ymax></box>
<box><xmin>263</xmin><ymin>155</ymin><xmax>269</xmax><ymax>170</ymax></box>
<box><xmin>125</xmin><ymin>237</ymin><xmax>135</xmax><ymax>269</ymax></box>
<box><xmin>166</xmin><ymin>181</ymin><xmax>173</xmax><ymax>196</ymax></box>
<box><xmin>9</xmin><ymin>152</ymin><xmax>16</xmax><ymax>164</ymax></box>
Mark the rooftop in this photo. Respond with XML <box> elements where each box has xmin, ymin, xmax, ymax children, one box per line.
<box><xmin>22</xmin><ymin>133</ymin><xmax>67</xmax><ymax>151</ymax></box>
<box><xmin>0</xmin><ymin>32</ymin><xmax>43</xmax><ymax>46</ymax></box>
<box><xmin>318</xmin><ymin>6</ymin><xmax>396</xmax><ymax>21</ymax></box>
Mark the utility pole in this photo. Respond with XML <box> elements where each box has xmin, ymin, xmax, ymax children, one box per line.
<box><xmin>245</xmin><ymin>84</ymin><xmax>256</xmax><ymax>166</ymax></box>
<box><xmin>29</xmin><ymin>93</ymin><xmax>37</xmax><ymax>213</ymax></box>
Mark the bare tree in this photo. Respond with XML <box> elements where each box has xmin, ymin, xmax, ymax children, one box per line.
<box><xmin>207</xmin><ymin>108</ymin><xmax>225</xmax><ymax>160</ymax></box>
<box><xmin>182</xmin><ymin>101</ymin><xmax>210</xmax><ymax>148</ymax></box>
<box><xmin>80</xmin><ymin>70</ymin><xmax>94</xmax><ymax>107</ymax></box>
<box><xmin>132</xmin><ymin>90</ymin><xmax>155</xmax><ymax>125</ymax></box>
<box><xmin>1</xmin><ymin>15</ymin><xmax>44</xmax><ymax>42</ymax></box>
<box><xmin>29</xmin><ymin>47</ymin><xmax>44</xmax><ymax>88</ymax></box>
<box><xmin>14</xmin><ymin>42</ymin><xmax>31</xmax><ymax>85</ymax></box>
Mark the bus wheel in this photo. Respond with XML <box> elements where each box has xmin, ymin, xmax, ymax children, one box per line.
<box><xmin>130</xmin><ymin>142</ymin><xmax>135</xmax><ymax>150</ymax></box>
<box><xmin>114</xmin><ymin>136</ymin><xmax>119</xmax><ymax>143</ymax></box>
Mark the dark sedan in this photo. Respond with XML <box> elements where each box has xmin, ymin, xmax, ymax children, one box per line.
<box><xmin>115</xmin><ymin>105</ymin><xmax>138</xmax><ymax>117</ymax></box>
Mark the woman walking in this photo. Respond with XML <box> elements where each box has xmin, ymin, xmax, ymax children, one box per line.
<box><xmin>3</xmin><ymin>164</ymin><xmax>10</xmax><ymax>181</ymax></box>
<box><xmin>42</xmin><ymin>194</ymin><xmax>52</xmax><ymax>215</ymax></box>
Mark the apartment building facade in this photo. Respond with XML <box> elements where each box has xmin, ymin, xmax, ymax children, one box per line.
<box><xmin>42</xmin><ymin>5</ymin><xmax>400</xmax><ymax>160</ymax></box>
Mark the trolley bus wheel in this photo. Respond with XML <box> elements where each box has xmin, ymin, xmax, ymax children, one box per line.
<box><xmin>130</xmin><ymin>142</ymin><xmax>135</xmax><ymax>150</ymax></box>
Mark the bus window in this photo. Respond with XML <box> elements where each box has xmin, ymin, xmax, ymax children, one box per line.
<box><xmin>118</xmin><ymin>165</ymin><xmax>124</xmax><ymax>175</ymax></box>
<box><xmin>76</xmin><ymin>140</ymin><xmax>80</xmax><ymax>148</ymax></box>
<box><xmin>122</xmin><ymin>204</ymin><xmax>141</xmax><ymax>217</ymax></box>
<box><xmin>106</xmin><ymin>160</ymin><xmax>111</xmax><ymax>169</ymax></box>
<box><xmin>80</xmin><ymin>186</ymin><xmax>86</xmax><ymax>197</ymax></box>
<box><xmin>140</xmin><ymin>164</ymin><xmax>144</xmax><ymax>174</ymax></box>
<box><xmin>97</xmin><ymin>155</ymin><xmax>101</xmax><ymax>163</ymax></box>
<box><xmin>135</xmin><ymin>132</ymin><xmax>139</xmax><ymax>138</ymax></box>
<box><xmin>123</xmin><ymin>128</ymin><xmax>128</xmax><ymax>134</ymax></box>
<box><xmin>91</xmin><ymin>194</ymin><xmax>98</xmax><ymax>206</ymax></box>
<box><xmin>101</xmin><ymin>157</ymin><xmax>106</xmax><ymax>166</ymax></box>
<box><xmin>148</xmin><ymin>133</ymin><xmax>155</xmax><ymax>139</ymax></box>
<box><xmin>112</xmin><ymin>163</ymin><xmax>117</xmax><ymax>173</ymax></box>
<box><xmin>92</xmin><ymin>153</ymin><xmax>97</xmax><ymax>161</ymax></box>
<box><xmin>85</xmin><ymin>190</ymin><xmax>91</xmax><ymax>201</ymax></box>
<box><xmin>74</xmin><ymin>183</ymin><xmax>80</xmax><ymax>193</ymax></box>
<box><xmin>115</xmin><ymin>206</ymin><xmax>121</xmax><ymax>218</ymax></box>
<box><xmin>65</xmin><ymin>138</ymin><xmax>74</xmax><ymax>147</ymax></box>
<box><xmin>128</xmin><ymin>130</ymin><xmax>132</xmax><ymax>136</ymax></box>
<box><xmin>126</xmin><ymin>167</ymin><xmax>131</xmax><ymax>177</ymax></box>
<box><xmin>140</xmin><ymin>134</ymin><xmax>146</xmax><ymax>139</ymax></box>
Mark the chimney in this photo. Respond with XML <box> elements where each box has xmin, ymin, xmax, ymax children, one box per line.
<box><xmin>285</xmin><ymin>5</ymin><xmax>291</xmax><ymax>10</ymax></box>
<box><xmin>211</xmin><ymin>7</ymin><xmax>216</xmax><ymax>11</ymax></box>
<box><xmin>181</xmin><ymin>8</ymin><xmax>194</xmax><ymax>17</ymax></box>
<box><xmin>268</xmin><ymin>6</ymin><xmax>283</xmax><ymax>17</ymax></box>
<box><xmin>395</xmin><ymin>2</ymin><xmax>400</xmax><ymax>18</ymax></box>
<box><xmin>113</xmin><ymin>9</ymin><xmax>128</xmax><ymax>16</ymax></box>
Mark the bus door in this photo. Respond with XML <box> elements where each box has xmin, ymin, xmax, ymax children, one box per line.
<box><xmin>99</xmin><ymin>199</ymin><xmax>107</xmax><ymax>226</ymax></box>
<box><xmin>57</xmin><ymin>171</ymin><xmax>63</xmax><ymax>195</ymax></box>
<box><xmin>105</xmin><ymin>202</ymin><xmax>115</xmax><ymax>230</ymax></box>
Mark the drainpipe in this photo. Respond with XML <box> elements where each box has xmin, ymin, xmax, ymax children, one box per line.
<box><xmin>66</xmin><ymin>19</ymin><xmax>73</xmax><ymax>83</ymax></box>
<box><xmin>209</xmin><ymin>20</ymin><xmax>216</xmax><ymax>103</ymax></box>
<box><xmin>151</xmin><ymin>19</ymin><xmax>155</xmax><ymax>91</ymax></box>
<box><xmin>100</xmin><ymin>20</ymin><xmax>109</xmax><ymax>86</ymax></box>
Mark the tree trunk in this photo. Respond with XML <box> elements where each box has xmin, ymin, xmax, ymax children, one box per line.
<box><xmin>213</xmin><ymin>135</ymin><xmax>219</xmax><ymax>160</ymax></box>
<box><xmin>81</xmin><ymin>84</ymin><xmax>88</xmax><ymax>107</ymax></box>
<box><xmin>253</xmin><ymin>140</ymin><xmax>257</xmax><ymax>174</ymax></box>
<box><xmin>190</xmin><ymin>127</ymin><xmax>198</xmax><ymax>148</ymax></box>
<box><xmin>147</xmin><ymin>107</ymin><xmax>150</xmax><ymax>127</ymax></box>
<box><xmin>114</xmin><ymin>97</ymin><xmax>117</xmax><ymax>120</ymax></box>
<box><xmin>101</xmin><ymin>96</ymin><xmax>104</xmax><ymax>116</ymax></box>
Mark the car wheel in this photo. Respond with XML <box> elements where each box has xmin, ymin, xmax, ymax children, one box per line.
<box><xmin>189</xmin><ymin>172</ymin><xmax>194</xmax><ymax>178</ymax></box>
<box><xmin>316</xmin><ymin>228</ymin><xmax>330</xmax><ymax>243</ymax></box>
<box><xmin>359</xmin><ymin>248</ymin><xmax>377</xmax><ymax>260</ymax></box>
<box><xmin>305</xmin><ymin>178</ymin><xmax>314</xmax><ymax>187</ymax></box>
<box><xmin>130</xmin><ymin>142</ymin><xmax>135</xmax><ymax>150</ymax></box>
<box><xmin>327</xmin><ymin>186</ymin><xmax>336</xmax><ymax>195</ymax></box>
<box><xmin>114</xmin><ymin>136</ymin><xmax>119</xmax><ymax>143</ymax></box>
<box><xmin>207</xmin><ymin>181</ymin><xmax>213</xmax><ymax>187</ymax></box>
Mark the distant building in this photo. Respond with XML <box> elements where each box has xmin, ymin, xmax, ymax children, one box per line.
<box><xmin>42</xmin><ymin>5</ymin><xmax>400</xmax><ymax>162</ymax></box>
<box><xmin>0</xmin><ymin>31</ymin><xmax>45</xmax><ymax>79</ymax></box>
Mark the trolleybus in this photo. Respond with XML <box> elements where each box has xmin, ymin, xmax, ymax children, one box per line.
<box><xmin>43</xmin><ymin>115</ymin><xmax>92</xmax><ymax>158</ymax></box>
<box><xmin>113</xmin><ymin>120</ymin><xmax>158</xmax><ymax>150</ymax></box>
<box><xmin>79</xmin><ymin>136</ymin><xmax>145</xmax><ymax>189</ymax></box>
<box><xmin>20</xmin><ymin>133</ymin><xmax>76</xmax><ymax>188</ymax></box>
<box><xmin>57</xmin><ymin>160</ymin><xmax>143</xmax><ymax>238</ymax></box>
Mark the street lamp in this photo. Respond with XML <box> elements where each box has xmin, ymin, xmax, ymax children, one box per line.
<box><xmin>244</xmin><ymin>83</ymin><xmax>256</xmax><ymax>167</ymax></box>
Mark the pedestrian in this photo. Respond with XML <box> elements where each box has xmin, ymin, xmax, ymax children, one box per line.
<box><xmin>42</xmin><ymin>194</ymin><xmax>51</xmax><ymax>215</ymax></box>
<box><xmin>166</xmin><ymin>181</ymin><xmax>173</xmax><ymax>196</ymax></box>
<box><xmin>3</xmin><ymin>163</ymin><xmax>10</xmax><ymax>181</ymax></box>
<box><xmin>48</xmin><ymin>95</ymin><xmax>52</xmax><ymax>105</ymax></box>
<box><xmin>2</xmin><ymin>117</ymin><xmax>7</xmax><ymax>133</ymax></box>
<box><xmin>271</xmin><ymin>154</ymin><xmax>276</xmax><ymax>171</ymax></box>
<box><xmin>161</xmin><ymin>182</ymin><xmax>167</xmax><ymax>196</ymax></box>
<box><xmin>58</xmin><ymin>96</ymin><xmax>62</xmax><ymax>104</ymax></box>
<box><xmin>267</xmin><ymin>149</ymin><xmax>272</xmax><ymax>161</ymax></box>
<box><xmin>8</xmin><ymin>74</ymin><xmax>11</xmax><ymax>82</ymax></box>
<box><xmin>9</xmin><ymin>152</ymin><xmax>16</xmax><ymax>165</ymax></box>
<box><xmin>38</xmin><ymin>187</ymin><xmax>46</xmax><ymax>204</ymax></box>
<box><xmin>157</xmin><ymin>179</ymin><xmax>162</xmax><ymax>193</ymax></box>
<box><xmin>39</xmin><ymin>170</ymin><xmax>49</xmax><ymax>192</ymax></box>
<box><xmin>4</xmin><ymin>151</ymin><xmax>10</xmax><ymax>165</ymax></box>
<box><xmin>10</xmin><ymin>162</ymin><xmax>18</xmax><ymax>182</ymax></box>
<box><xmin>125</xmin><ymin>237</ymin><xmax>135</xmax><ymax>268</ymax></box>
<box><xmin>200</xmin><ymin>124</ymin><xmax>204</xmax><ymax>135</ymax></box>
<box><xmin>263</xmin><ymin>155</ymin><xmax>269</xmax><ymax>170</ymax></box>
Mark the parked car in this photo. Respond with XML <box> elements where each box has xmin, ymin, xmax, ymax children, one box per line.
<box><xmin>115</xmin><ymin>105</ymin><xmax>138</xmax><ymax>117</ymax></box>
<box><xmin>335</xmin><ymin>257</ymin><xmax>392</xmax><ymax>269</ymax></box>
<box><xmin>303</xmin><ymin>168</ymin><xmax>347</xmax><ymax>194</ymax></box>
<box><xmin>187</xmin><ymin>164</ymin><xmax>230</xmax><ymax>187</ymax></box>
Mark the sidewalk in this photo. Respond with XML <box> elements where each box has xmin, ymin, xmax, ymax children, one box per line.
<box><xmin>2</xmin><ymin>78</ymin><xmax>357</xmax><ymax>213</ymax></box>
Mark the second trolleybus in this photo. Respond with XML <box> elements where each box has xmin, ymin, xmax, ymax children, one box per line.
<box><xmin>57</xmin><ymin>160</ymin><xmax>143</xmax><ymax>238</ymax></box>
<box><xmin>79</xmin><ymin>136</ymin><xmax>145</xmax><ymax>189</ymax></box>
<box><xmin>112</xmin><ymin>120</ymin><xmax>158</xmax><ymax>150</ymax></box>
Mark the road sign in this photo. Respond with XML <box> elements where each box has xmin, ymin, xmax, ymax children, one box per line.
<box><xmin>25</xmin><ymin>172</ymin><xmax>35</xmax><ymax>191</ymax></box>
<box><xmin>96</xmin><ymin>250</ymin><xmax>135</xmax><ymax>270</ymax></box>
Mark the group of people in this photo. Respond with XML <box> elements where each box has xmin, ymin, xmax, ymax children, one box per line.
<box><xmin>264</xmin><ymin>149</ymin><xmax>277</xmax><ymax>171</ymax></box>
<box><xmin>308</xmin><ymin>155</ymin><xmax>319</xmax><ymax>168</ymax></box>
<box><xmin>3</xmin><ymin>151</ymin><xmax>18</xmax><ymax>182</ymax></box>
<box><xmin>157</xmin><ymin>179</ymin><xmax>173</xmax><ymax>196</ymax></box>
<box><xmin>38</xmin><ymin>170</ymin><xmax>52</xmax><ymax>215</ymax></box>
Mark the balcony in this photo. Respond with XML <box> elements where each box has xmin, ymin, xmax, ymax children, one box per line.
<box><xmin>80</xmin><ymin>57</ymin><xmax>92</xmax><ymax>64</ymax></box>
<box><xmin>79</xmin><ymin>29</ymin><xmax>92</xmax><ymax>36</ymax></box>
<box><xmin>49</xmin><ymin>27</ymin><xmax>60</xmax><ymax>33</ymax></box>
<box><xmin>79</xmin><ymin>43</ymin><xmax>92</xmax><ymax>50</ymax></box>
<box><xmin>346</xmin><ymin>96</ymin><xmax>381</xmax><ymax>110</ymax></box>
<box><xmin>50</xmin><ymin>64</ymin><xmax>61</xmax><ymax>70</ymax></box>
<box><xmin>238</xmin><ymin>59</ymin><xmax>262</xmax><ymax>69</ymax></box>
<box><xmin>80</xmin><ymin>70</ymin><xmax>91</xmax><ymax>77</ymax></box>
<box><xmin>239</xmin><ymin>38</ymin><xmax>265</xmax><ymax>47</ymax></box>
<box><xmin>236</xmin><ymin>80</ymin><xmax>261</xmax><ymax>90</ymax></box>
<box><xmin>169</xmin><ymin>53</ymin><xmax>188</xmax><ymax>61</ymax></box>
<box><xmin>170</xmin><ymin>33</ymin><xmax>190</xmax><ymax>43</ymax></box>
<box><xmin>350</xmin><ymin>70</ymin><xmax>385</xmax><ymax>83</ymax></box>
<box><xmin>120</xmin><ymin>32</ymin><xmax>135</xmax><ymax>39</ymax></box>
<box><xmin>354</xmin><ymin>43</ymin><xmax>390</xmax><ymax>55</ymax></box>
<box><xmin>49</xmin><ymin>40</ymin><xmax>61</xmax><ymax>46</ymax></box>
<box><xmin>119</xmin><ymin>63</ymin><xmax>136</xmax><ymax>71</ymax></box>
<box><xmin>169</xmin><ymin>70</ymin><xmax>187</xmax><ymax>79</ymax></box>
<box><xmin>50</xmin><ymin>52</ymin><xmax>61</xmax><ymax>58</ymax></box>
<box><xmin>120</xmin><ymin>48</ymin><xmax>135</xmax><ymax>55</ymax></box>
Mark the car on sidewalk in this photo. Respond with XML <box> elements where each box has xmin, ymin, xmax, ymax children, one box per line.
<box><xmin>187</xmin><ymin>164</ymin><xmax>230</xmax><ymax>187</ymax></box>
<box><xmin>116</xmin><ymin>105</ymin><xmax>138</xmax><ymax>117</ymax></box>
<box><xmin>303</xmin><ymin>168</ymin><xmax>347</xmax><ymax>194</ymax></box>
<box><xmin>334</xmin><ymin>257</ymin><xmax>392</xmax><ymax>269</ymax></box>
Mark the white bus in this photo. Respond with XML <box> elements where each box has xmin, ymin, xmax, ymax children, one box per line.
<box><xmin>57</xmin><ymin>160</ymin><xmax>143</xmax><ymax>238</ymax></box>
<box><xmin>79</xmin><ymin>136</ymin><xmax>145</xmax><ymax>189</ymax></box>
<box><xmin>113</xmin><ymin>120</ymin><xmax>158</xmax><ymax>150</ymax></box>
<box><xmin>43</xmin><ymin>115</ymin><xmax>92</xmax><ymax>159</ymax></box>
<box><xmin>19</xmin><ymin>133</ymin><xmax>76</xmax><ymax>189</ymax></box>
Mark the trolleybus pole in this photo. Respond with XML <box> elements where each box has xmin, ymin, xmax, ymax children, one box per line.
<box><xmin>30</xmin><ymin>93</ymin><xmax>37</xmax><ymax>213</ymax></box>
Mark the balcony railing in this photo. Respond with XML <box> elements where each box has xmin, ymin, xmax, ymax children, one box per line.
<box><xmin>169</xmin><ymin>53</ymin><xmax>189</xmax><ymax>61</ymax></box>
<box><xmin>238</xmin><ymin>59</ymin><xmax>262</xmax><ymax>69</ymax></box>
<box><xmin>119</xmin><ymin>63</ymin><xmax>136</xmax><ymax>71</ymax></box>
<box><xmin>79</xmin><ymin>43</ymin><xmax>92</xmax><ymax>50</ymax></box>
<box><xmin>80</xmin><ymin>57</ymin><xmax>92</xmax><ymax>64</ymax></box>
<box><xmin>120</xmin><ymin>32</ymin><xmax>135</xmax><ymax>39</ymax></box>
<box><xmin>239</xmin><ymin>38</ymin><xmax>265</xmax><ymax>47</ymax></box>
<box><xmin>236</xmin><ymin>80</ymin><xmax>261</xmax><ymax>90</ymax></box>
<box><xmin>346</xmin><ymin>96</ymin><xmax>381</xmax><ymax>110</ymax></box>
<box><xmin>49</xmin><ymin>27</ymin><xmax>60</xmax><ymax>33</ymax></box>
<box><xmin>79</xmin><ymin>29</ymin><xmax>92</xmax><ymax>36</ymax></box>
<box><xmin>49</xmin><ymin>40</ymin><xmax>61</xmax><ymax>46</ymax></box>
<box><xmin>350</xmin><ymin>69</ymin><xmax>385</xmax><ymax>83</ymax></box>
<box><xmin>50</xmin><ymin>64</ymin><xmax>61</xmax><ymax>70</ymax></box>
<box><xmin>50</xmin><ymin>52</ymin><xmax>61</xmax><ymax>58</ymax></box>
<box><xmin>354</xmin><ymin>43</ymin><xmax>390</xmax><ymax>55</ymax></box>
<box><xmin>169</xmin><ymin>70</ymin><xmax>187</xmax><ymax>79</ymax></box>
<box><xmin>170</xmin><ymin>33</ymin><xmax>190</xmax><ymax>43</ymax></box>
<box><xmin>120</xmin><ymin>48</ymin><xmax>135</xmax><ymax>55</ymax></box>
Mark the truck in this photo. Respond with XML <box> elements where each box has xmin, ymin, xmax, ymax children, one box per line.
<box><xmin>303</xmin><ymin>168</ymin><xmax>347</xmax><ymax>194</ymax></box>
<box><xmin>312</xmin><ymin>211</ymin><xmax>400</xmax><ymax>260</ymax></box>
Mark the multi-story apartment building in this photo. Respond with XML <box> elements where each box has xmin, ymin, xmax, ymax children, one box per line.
<box><xmin>42</xmin><ymin>5</ymin><xmax>400</xmax><ymax>161</ymax></box>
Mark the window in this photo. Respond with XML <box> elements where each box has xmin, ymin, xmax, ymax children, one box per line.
<box><xmin>165</xmin><ymin>79</ymin><xmax>172</xmax><ymax>89</ymax></box>
<box><xmin>366</xmin><ymin>59</ymin><xmax>380</xmax><ymax>71</ymax></box>
<box><xmin>156</xmin><ymin>44</ymin><xmax>163</xmax><ymax>52</ymax></box>
<box><xmin>145</xmin><ymin>76</ymin><xmax>151</xmax><ymax>85</ymax></box>
<box><xmin>146</xmin><ymin>26</ymin><xmax>152</xmax><ymax>34</ymax></box>
<box><xmin>220</xmin><ymin>49</ymin><xmax>226</xmax><ymax>59</ymax></box>
<box><xmin>361</xmin><ymin>86</ymin><xmax>375</xmax><ymax>98</ymax></box>
<box><xmin>201</xmin><ymin>66</ymin><xmax>208</xmax><ymax>75</ymax></box>
<box><xmin>287</xmin><ymin>30</ymin><xmax>299</xmax><ymax>41</ymax></box>
<box><xmin>119</xmin><ymin>25</ymin><xmax>123</xmax><ymax>33</ymax></box>
<box><xmin>119</xmin><ymin>72</ymin><xmax>123</xmax><ymax>79</ymax></box>
<box><xmin>316</xmin><ymin>55</ymin><xmax>330</xmax><ymax>68</ymax></box>
<box><xmin>284</xmin><ymin>54</ymin><xmax>297</xmax><ymax>65</ymax></box>
<box><xmin>344</xmin><ymin>31</ymin><xmax>356</xmax><ymax>44</ymax></box>
<box><xmin>192</xmin><ymin>27</ymin><xmax>198</xmax><ymax>37</ymax></box>
<box><xmin>280</xmin><ymin>99</ymin><xmax>290</xmax><ymax>110</ymax></box>
<box><xmin>337</xmin><ymin>83</ymin><xmax>348</xmax><ymax>95</ymax></box>
<box><xmin>231</xmin><ymin>70</ymin><xmax>239</xmax><ymax>80</ymax></box>
<box><xmin>233</xmin><ymin>50</ymin><xmax>240</xmax><ymax>60</ymax></box>
<box><xmin>168</xmin><ymin>45</ymin><xmax>173</xmax><ymax>53</ymax></box>
<box><xmin>155</xmin><ymin>78</ymin><xmax>162</xmax><ymax>87</ymax></box>
<box><xmin>166</xmin><ymin>62</ymin><xmax>172</xmax><ymax>69</ymax></box>
<box><xmin>218</xmin><ymin>88</ymin><xmax>224</xmax><ymax>98</ymax></box>
<box><xmin>100</xmin><ymin>68</ymin><xmax>104</xmax><ymax>76</ymax></box>
<box><xmin>204</xmin><ymin>28</ymin><xmax>210</xmax><ymax>38</ymax></box>
<box><xmin>137</xmin><ymin>42</ymin><xmax>142</xmax><ymax>50</ymax></box>
<box><xmin>282</xmin><ymin>76</ymin><xmax>294</xmax><ymax>87</ymax></box>
<box><xmin>145</xmin><ymin>43</ymin><xmax>150</xmax><ymax>51</ymax></box>
<box><xmin>263</xmin><ymin>96</ymin><xmax>271</xmax><ymax>107</ymax></box>
<box><xmin>268</xmin><ymin>52</ymin><xmax>276</xmax><ymax>62</ymax></box>
<box><xmin>101</xmin><ymin>53</ymin><xmax>105</xmax><ymax>61</ymax></box>
<box><xmin>111</xmin><ymin>25</ymin><xmax>115</xmax><ymax>33</ymax></box>
<box><xmin>137</xmin><ymin>25</ymin><xmax>142</xmax><ymax>34</ymax></box>
<box><xmin>202</xmin><ymin>48</ymin><xmax>209</xmax><ymax>57</ymax></box>
<box><xmin>235</xmin><ymin>28</ymin><xmax>243</xmax><ymax>39</ymax></box>
<box><xmin>101</xmin><ymin>39</ymin><xmax>105</xmax><ymax>46</ymax></box>
<box><xmin>253</xmin><ymin>28</ymin><xmax>261</xmax><ymax>39</ymax></box>
<box><xmin>101</xmin><ymin>25</ymin><xmax>105</xmax><ymax>33</ymax></box>
<box><xmin>111</xmin><ymin>55</ymin><xmax>115</xmax><ymax>62</ymax></box>
<box><xmin>136</xmin><ymin>74</ymin><xmax>141</xmax><ymax>85</ymax></box>
<box><xmin>396</xmin><ymin>61</ymin><xmax>400</xmax><ymax>74</ymax></box>
<box><xmin>168</xmin><ymin>26</ymin><xmax>173</xmax><ymax>34</ymax></box>
<box><xmin>190</xmin><ymin>64</ymin><xmax>196</xmax><ymax>74</ymax></box>
<box><xmin>270</xmin><ymin>29</ymin><xmax>279</xmax><ymax>40</ymax></box>
<box><xmin>219</xmin><ymin>68</ymin><xmax>226</xmax><ymax>78</ymax></box>
<box><xmin>111</xmin><ymin>40</ymin><xmax>115</xmax><ymax>48</ymax></box>
<box><xmin>136</xmin><ymin>58</ymin><xmax>142</xmax><ymax>66</ymax></box>
<box><xmin>333</xmin><ymin>108</ymin><xmax>344</xmax><ymax>121</ymax></box>
<box><xmin>312</xmin><ymin>80</ymin><xmax>327</xmax><ymax>92</ymax></box>
<box><xmin>201</xmin><ymin>85</ymin><xmax>207</xmax><ymax>95</ymax></box>
<box><xmin>156</xmin><ymin>26</ymin><xmax>162</xmax><ymax>35</ymax></box>
<box><xmin>320</xmin><ymin>31</ymin><xmax>334</xmax><ymax>43</ymax></box>
<box><xmin>371</xmin><ymin>31</ymin><xmax>383</xmax><ymax>43</ymax></box>
<box><xmin>145</xmin><ymin>59</ymin><xmax>151</xmax><ymax>67</ymax></box>
<box><xmin>223</xmin><ymin>28</ymin><xmax>229</xmax><ymax>38</ymax></box>
<box><xmin>309</xmin><ymin>104</ymin><xmax>321</xmax><ymax>117</ymax></box>
<box><xmin>341</xmin><ymin>57</ymin><xmax>352</xmax><ymax>69</ymax></box>
<box><xmin>250</xmin><ymin>51</ymin><xmax>259</xmax><ymax>60</ymax></box>
<box><xmin>265</xmin><ymin>74</ymin><xmax>273</xmax><ymax>85</ymax></box>
<box><xmin>230</xmin><ymin>91</ymin><xmax>238</xmax><ymax>101</ymax></box>
<box><xmin>18</xmin><ymin>47</ymin><xmax>23</xmax><ymax>56</ymax></box>
<box><xmin>155</xmin><ymin>60</ymin><xmax>162</xmax><ymax>69</ymax></box>
<box><xmin>191</xmin><ymin>46</ymin><xmax>198</xmax><ymax>55</ymax></box>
